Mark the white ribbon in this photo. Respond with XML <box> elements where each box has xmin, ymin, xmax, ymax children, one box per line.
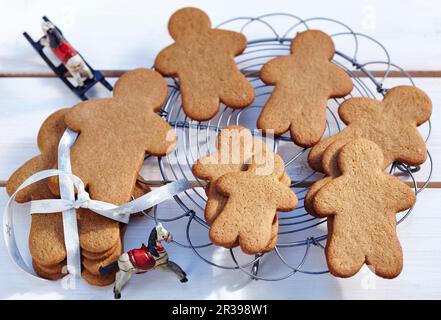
<box><xmin>3</xmin><ymin>129</ymin><xmax>194</xmax><ymax>281</ymax></box>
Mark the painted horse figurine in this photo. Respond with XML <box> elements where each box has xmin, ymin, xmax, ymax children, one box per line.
<box><xmin>99</xmin><ymin>223</ymin><xmax>188</xmax><ymax>299</ymax></box>
<box><xmin>40</xmin><ymin>20</ymin><xmax>93</xmax><ymax>86</ymax></box>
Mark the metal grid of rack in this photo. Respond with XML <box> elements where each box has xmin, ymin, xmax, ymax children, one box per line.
<box><xmin>140</xmin><ymin>14</ymin><xmax>433</xmax><ymax>280</ymax></box>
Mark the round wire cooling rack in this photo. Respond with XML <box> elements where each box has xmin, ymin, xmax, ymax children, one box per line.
<box><xmin>141</xmin><ymin>14</ymin><xmax>433</xmax><ymax>280</ymax></box>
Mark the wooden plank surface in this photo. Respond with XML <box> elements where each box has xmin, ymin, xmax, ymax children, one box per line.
<box><xmin>0</xmin><ymin>77</ymin><xmax>437</xmax><ymax>185</ymax></box>
<box><xmin>2</xmin><ymin>0</ymin><xmax>441</xmax><ymax>72</ymax></box>
<box><xmin>1</xmin><ymin>187</ymin><xmax>440</xmax><ymax>300</ymax></box>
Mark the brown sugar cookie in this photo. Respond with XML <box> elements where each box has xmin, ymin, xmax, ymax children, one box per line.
<box><xmin>193</xmin><ymin>125</ymin><xmax>260</xmax><ymax>223</ymax></box>
<box><xmin>33</xmin><ymin>259</ymin><xmax>66</xmax><ymax>275</ymax></box>
<box><xmin>7</xmin><ymin>108</ymin><xmax>121</xmax><ymax>263</ymax></box>
<box><xmin>313</xmin><ymin>139</ymin><xmax>416</xmax><ymax>278</ymax></box>
<box><xmin>81</xmin><ymin>241</ymin><xmax>119</xmax><ymax>261</ymax></box>
<box><xmin>304</xmin><ymin>139</ymin><xmax>353</xmax><ymax>216</ymax></box>
<box><xmin>132</xmin><ymin>180</ymin><xmax>152</xmax><ymax>200</ymax></box>
<box><xmin>210</xmin><ymin>155</ymin><xmax>297</xmax><ymax>254</ymax></box>
<box><xmin>304</xmin><ymin>176</ymin><xmax>332</xmax><ymax>216</ymax></box>
<box><xmin>154</xmin><ymin>7</ymin><xmax>255</xmax><ymax>121</ymax></box>
<box><xmin>193</xmin><ymin>125</ymin><xmax>291</xmax><ymax>252</ymax></box>
<box><xmin>82</xmin><ymin>238</ymin><xmax>122</xmax><ymax>275</ymax></box>
<box><xmin>77</xmin><ymin>208</ymin><xmax>120</xmax><ymax>253</ymax></box>
<box><xmin>82</xmin><ymin>269</ymin><xmax>116</xmax><ymax>287</ymax></box>
<box><xmin>32</xmin><ymin>260</ymin><xmax>64</xmax><ymax>280</ymax></box>
<box><xmin>6</xmin><ymin>108</ymin><xmax>68</xmax><ymax>202</ymax></box>
<box><xmin>47</xmin><ymin>68</ymin><xmax>175</xmax><ymax>255</ymax></box>
<box><xmin>6</xmin><ymin>109</ymin><xmax>69</xmax><ymax>266</ymax></box>
<box><xmin>257</xmin><ymin>30</ymin><xmax>353</xmax><ymax>147</ymax></box>
<box><xmin>193</xmin><ymin>125</ymin><xmax>281</xmax><ymax>223</ymax></box>
<box><xmin>205</xmin><ymin>170</ymin><xmax>289</xmax><ymax>251</ymax></box>
<box><xmin>308</xmin><ymin>85</ymin><xmax>432</xmax><ymax>172</ymax></box>
<box><xmin>50</xmin><ymin>68</ymin><xmax>176</xmax><ymax>206</ymax></box>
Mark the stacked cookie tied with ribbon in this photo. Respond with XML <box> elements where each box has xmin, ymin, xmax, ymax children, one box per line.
<box><xmin>6</xmin><ymin>68</ymin><xmax>177</xmax><ymax>285</ymax></box>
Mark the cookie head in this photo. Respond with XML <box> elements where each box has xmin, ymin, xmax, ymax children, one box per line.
<box><xmin>291</xmin><ymin>29</ymin><xmax>335</xmax><ymax>60</ymax></box>
<box><xmin>338</xmin><ymin>138</ymin><xmax>384</xmax><ymax>174</ymax></box>
<box><xmin>168</xmin><ymin>7</ymin><xmax>211</xmax><ymax>40</ymax></box>
<box><xmin>37</xmin><ymin>108</ymin><xmax>68</xmax><ymax>154</ymax></box>
<box><xmin>216</xmin><ymin>125</ymin><xmax>254</xmax><ymax>161</ymax></box>
<box><xmin>384</xmin><ymin>86</ymin><xmax>432</xmax><ymax>126</ymax></box>
<box><xmin>113</xmin><ymin>68</ymin><xmax>168</xmax><ymax>112</ymax></box>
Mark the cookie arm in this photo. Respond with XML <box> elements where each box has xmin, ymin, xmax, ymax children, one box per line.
<box><xmin>312</xmin><ymin>180</ymin><xmax>343</xmax><ymax>218</ymax></box>
<box><xmin>338</xmin><ymin>97</ymin><xmax>379</xmax><ymax>125</ymax></box>
<box><xmin>383</xmin><ymin>175</ymin><xmax>416</xmax><ymax>213</ymax></box>
<box><xmin>214</xmin><ymin>172</ymin><xmax>244</xmax><ymax>197</ymax></box>
<box><xmin>215</xmin><ymin>30</ymin><xmax>247</xmax><ymax>56</ymax></box>
<box><xmin>154</xmin><ymin>45</ymin><xmax>178</xmax><ymax>76</ymax></box>
<box><xmin>6</xmin><ymin>155</ymin><xmax>53</xmax><ymax>202</ymax></box>
<box><xmin>275</xmin><ymin>184</ymin><xmax>298</xmax><ymax>212</ymax></box>
<box><xmin>395</xmin><ymin>126</ymin><xmax>428</xmax><ymax>166</ymax></box>
<box><xmin>192</xmin><ymin>153</ymin><xmax>221</xmax><ymax>180</ymax></box>
<box><xmin>259</xmin><ymin>57</ymin><xmax>286</xmax><ymax>85</ymax></box>
<box><xmin>64</xmin><ymin>99</ymin><xmax>105</xmax><ymax>132</ymax></box>
<box><xmin>328</xmin><ymin>64</ymin><xmax>353</xmax><ymax>98</ymax></box>
<box><xmin>308</xmin><ymin>131</ymin><xmax>343</xmax><ymax>172</ymax></box>
<box><xmin>143</xmin><ymin>114</ymin><xmax>177</xmax><ymax>156</ymax></box>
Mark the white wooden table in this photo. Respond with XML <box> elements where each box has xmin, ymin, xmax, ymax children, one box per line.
<box><xmin>0</xmin><ymin>0</ymin><xmax>440</xmax><ymax>300</ymax></box>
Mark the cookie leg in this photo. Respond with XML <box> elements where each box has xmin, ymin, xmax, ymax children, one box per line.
<box><xmin>289</xmin><ymin>106</ymin><xmax>327</xmax><ymax>148</ymax></box>
<box><xmin>257</xmin><ymin>91</ymin><xmax>291</xmax><ymax>136</ymax></box>
<box><xmin>366</xmin><ymin>235</ymin><xmax>403</xmax><ymax>279</ymax></box>
<box><xmin>29</xmin><ymin>213</ymin><xmax>66</xmax><ymax>266</ymax></box>
<box><xmin>181</xmin><ymin>81</ymin><xmax>220</xmax><ymax>121</ymax></box>
<box><xmin>209</xmin><ymin>214</ymin><xmax>240</xmax><ymax>249</ymax></box>
<box><xmin>325</xmin><ymin>221</ymin><xmax>365</xmax><ymax>278</ymax></box>
<box><xmin>219</xmin><ymin>72</ymin><xmax>255</xmax><ymax>108</ymax></box>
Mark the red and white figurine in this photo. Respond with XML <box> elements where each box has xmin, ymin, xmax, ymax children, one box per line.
<box><xmin>39</xmin><ymin>20</ymin><xmax>93</xmax><ymax>86</ymax></box>
<box><xmin>100</xmin><ymin>223</ymin><xmax>188</xmax><ymax>299</ymax></box>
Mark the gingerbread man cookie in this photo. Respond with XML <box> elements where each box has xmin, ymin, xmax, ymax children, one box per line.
<box><xmin>304</xmin><ymin>138</ymin><xmax>353</xmax><ymax>216</ymax></box>
<box><xmin>313</xmin><ymin>139</ymin><xmax>416</xmax><ymax>278</ymax></box>
<box><xmin>308</xmin><ymin>85</ymin><xmax>432</xmax><ymax>172</ymax></box>
<box><xmin>210</xmin><ymin>154</ymin><xmax>297</xmax><ymax>254</ymax></box>
<box><xmin>7</xmin><ymin>109</ymin><xmax>69</xmax><ymax>271</ymax></box>
<box><xmin>50</xmin><ymin>68</ymin><xmax>176</xmax><ymax>206</ymax></box>
<box><xmin>257</xmin><ymin>30</ymin><xmax>353</xmax><ymax>147</ymax></box>
<box><xmin>193</xmin><ymin>125</ymin><xmax>257</xmax><ymax>223</ymax></box>
<box><xmin>154</xmin><ymin>7</ymin><xmax>255</xmax><ymax>121</ymax></box>
<box><xmin>193</xmin><ymin>126</ymin><xmax>288</xmax><ymax>252</ymax></box>
<box><xmin>7</xmin><ymin>106</ymin><xmax>153</xmax><ymax>283</ymax></box>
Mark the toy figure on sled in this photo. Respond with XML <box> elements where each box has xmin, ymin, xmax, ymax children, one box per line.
<box><xmin>99</xmin><ymin>223</ymin><xmax>188</xmax><ymax>299</ymax></box>
<box><xmin>23</xmin><ymin>16</ymin><xmax>112</xmax><ymax>100</ymax></box>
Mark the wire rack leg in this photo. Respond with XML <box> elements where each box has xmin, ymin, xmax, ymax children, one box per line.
<box><xmin>251</xmin><ymin>254</ymin><xmax>261</xmax><ymax>280</ymax></box>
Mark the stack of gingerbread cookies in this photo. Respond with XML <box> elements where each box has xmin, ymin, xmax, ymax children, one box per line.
<box><xmin>7</xmin><ymin>68</ymin><xmax>176</xmax><ymax>285</ymax></box>
<box><xmin>6</xmin><ymin>7</ymin><xmax>432</xmax><ymax>285</ymax></box>
<box><xmin>302</xmin><ymin>86</ymin><xmax>432</xmax><ymax>278</ymax></box>
<box><xmin>192</xmin><ymin>126</ymin><xmax>297</xmax><ymax>254</ymax></box>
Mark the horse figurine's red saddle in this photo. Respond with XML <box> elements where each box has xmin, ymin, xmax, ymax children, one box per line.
<box><xmin>128</xmin><ymin>244</ymin><xmax>157</xmax><ymax>271</ymax></box>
